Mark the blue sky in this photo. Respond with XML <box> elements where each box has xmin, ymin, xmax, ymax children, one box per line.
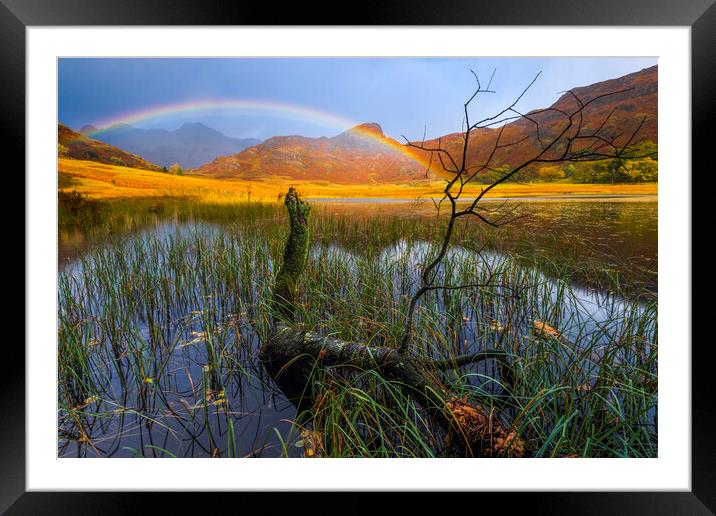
<box><xmin>58</xmin><ymin>57</ymin><xmax>657</xmax><ymax>141</ymax></box>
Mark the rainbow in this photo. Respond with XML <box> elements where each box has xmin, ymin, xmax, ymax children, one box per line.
<box><xmin>87</xmin><ymin>99</ymin><xmax>433</xmax><ymax>169</ymax></box>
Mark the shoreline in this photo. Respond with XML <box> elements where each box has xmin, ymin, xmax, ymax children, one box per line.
<box><xmin>308</xmin><ymin>194</ymin><xmax>658</xmax><ymax>204</ymax></box>
<box><xmin>59</xmin><ymin>158</ymin><xmax>658</xmax><ymax>202</ymax></box>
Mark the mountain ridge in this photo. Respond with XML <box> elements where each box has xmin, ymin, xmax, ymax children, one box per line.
<box><xmin>193</xmin><ymin>66</ymin><xmax>657</xmax><ymax>183</ymax></box>
<box><xmin>407</xmin><ymin>65</ymin><xmax>657</xmax><ymax>181</ymax></box>
<box><xmin>87</xmin><ymin>122</ymin><xmax>262</xmax><ymax>169</ymax></box>
<box><xmin>58</xmin><ymin>123</ymin><xmax>163</xmax><ymax>171</ymax></box>
<box><xmin>195</xmin><ymin>121</ymin><xmax>429</xmax><ymax>183</ymax></box>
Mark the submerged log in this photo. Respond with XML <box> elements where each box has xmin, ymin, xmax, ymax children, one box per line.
<box><xmin>259</xmin><ymin>187</ymin><xmax>519</xmax><ymax>456</ymax></box>
<box><xmin>261</xmin><ymin>322</ymin><xmax>449</xmax><ymax>425</ymax></box>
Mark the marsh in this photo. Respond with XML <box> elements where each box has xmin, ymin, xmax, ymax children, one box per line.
<box><xmin>57</xmin><ymin>196</ymin><xmax>657</xmax><ymax>458</ymax></box>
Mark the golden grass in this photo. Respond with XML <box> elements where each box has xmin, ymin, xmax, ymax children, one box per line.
<box><xmin>59</xmin><ymin>158</ymin><xmax>658</xmax><ymax>202</ymax></box>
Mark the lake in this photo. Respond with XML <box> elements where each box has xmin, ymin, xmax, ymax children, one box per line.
<box><xmin>57</xmin><ymin>196</ymin><xmax>658</xmax><ymax>458</ymax></box>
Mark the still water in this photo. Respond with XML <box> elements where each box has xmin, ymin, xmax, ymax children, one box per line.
<box><xmin>57</xmin><ymin>197</ymin><xmax>657</xmax><ymax>458</ymax></box>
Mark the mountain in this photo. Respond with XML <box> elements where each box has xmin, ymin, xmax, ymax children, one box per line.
<box><xmin>194</xmin><ymin>66</ymin><xmax>657</xmax><ymax>184</ymax></box>
<box><xmin>415</xmin><ymin>65</ymin><xmax>657</xmax><ymax>177</ymax></box>
<box><xmin>195</xmin><ymin>123</ymin><xmax>429</xmax><ymax>183</ymax></box>
<box><xmin>58</xmin><ymin>123</ymin><xmax>163</xmax><ymax>171</ymax></box>
<box><xmin>86</xmin><ymin>122</ymin><xmax>261</xmax><ymax>169</ymax></box>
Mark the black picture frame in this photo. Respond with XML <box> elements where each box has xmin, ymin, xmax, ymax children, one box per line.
<box><xmin>5</xmin><ymin>0</ymin><xmax>712</xmax><ymax>513</ymax></box>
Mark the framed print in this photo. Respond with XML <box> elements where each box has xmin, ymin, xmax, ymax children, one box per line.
<box><xmin>6</xmin><ymin>0</ymin><xmax>713</xmax><ymax>513</ymax></box>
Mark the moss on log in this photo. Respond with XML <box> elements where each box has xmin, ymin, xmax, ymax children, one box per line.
<box><xmin>272</xmin><ymin>186</ymin><xmax>311</xmax><ymax>321</ymax></box>
<box><xmin>261</xmin><ymin>323</ymin><xmax>448</xmax><ymax>419</ymax></box>
<box><xmin>260</xmin><ymin>187</ymin><xmax>517</xmax><ymax>456</ymax></box>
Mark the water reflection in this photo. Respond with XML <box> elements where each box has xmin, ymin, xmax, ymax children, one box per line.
<box><xmin>58</xmin><ymin>199</ymin><xmax>657</xmax><ymax>457</ymax></box>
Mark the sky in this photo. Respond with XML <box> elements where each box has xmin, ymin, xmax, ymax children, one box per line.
<box><xmin>58</xmin><ymin>57</ymin><xmax>657</xmax><ymax>141</ymax></box>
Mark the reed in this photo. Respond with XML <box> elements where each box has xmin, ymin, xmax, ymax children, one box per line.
<box><xmin>58</xmin><ymin>198</ymin><xmax>657</xmax><ymax>458</ymax></box>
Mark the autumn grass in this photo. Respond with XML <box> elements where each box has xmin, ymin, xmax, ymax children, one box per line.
<box><xmin>292</xmin><ymin>241</ymin><xmax>656</xmax><ymax>457</ymax></box>
<box><xmin>60</xmin><ymin>192</ymin><xmax>657</xmax><ymax>301</ymax></box>
<box><xmin>58</xmin><ymin>200</ymin><xmax>657</xmax><ymax>458</ymax></box>
<box><xmin>59</xmin><ymin>158</ymin><xmax>657</xmax><ymax>202</ymax></box>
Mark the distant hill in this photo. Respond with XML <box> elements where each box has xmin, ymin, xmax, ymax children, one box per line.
<box><xmin>58</xmin><ymin>123</ymin><xmax>163</xmax><ymax>171</ymax></box>
<box><xmin>85</xmin><ymin>122</ymin><xmax>261</xmax><ymax>169</ymax></box>
<box><xmin>195</xmin><ymin>66</ymin><xmax>657</xmax><ymax>184</ymax></box>
<box><xmin>195</xmin><ymin>123</ymin><xmax>429</xmax><ymax>183</ymax></box>
<box><xmin>415</xmin><ymin>65</ymin><xmax>657</xmax><ymax>179</ymax></box>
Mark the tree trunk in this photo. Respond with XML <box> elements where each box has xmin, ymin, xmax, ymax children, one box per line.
<box><xmin>259</xmin><ymin>187</ymin><xmax>520</xmax><ymax>457</ymax></box>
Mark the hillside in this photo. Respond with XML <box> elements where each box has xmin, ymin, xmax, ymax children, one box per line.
<box><xmin>195</xmin><ymin>123</ymin><xmax>428</xmax><ymax>183</ymax></box>
<box><xmin>58</xmin><ymin>157</ymin><xmax>656</xmax><ymax>201</ymax></box>
<box><xmin>195</xmin><ymin>66</ymin><xmax>656</xmax><ymax>184</ymax></box>
<box><xmin>417</xmin><ymin>65</ymin><xmax>657</xmax><ymax>179</ymax></box>
<box><xmin>58</xmin><ymin>124</ymin><xmax>163</xmax><ymax>171</ymax></box>
<box><xmin>85</xmin><ymin>122</ymin><xmax>261</xmax><ymax>169</ymax></box>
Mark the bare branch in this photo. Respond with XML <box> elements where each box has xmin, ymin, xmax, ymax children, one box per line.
<box><xmin>398</xmin><ymin>70</ymin><xmax>653</xmax><ymax>355</ymax></box>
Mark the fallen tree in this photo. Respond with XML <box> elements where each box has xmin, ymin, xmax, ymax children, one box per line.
<box><xmin>260</xmin><ymin>187</ymin><xmax>521</xmax><ymax>457</ymax></box>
